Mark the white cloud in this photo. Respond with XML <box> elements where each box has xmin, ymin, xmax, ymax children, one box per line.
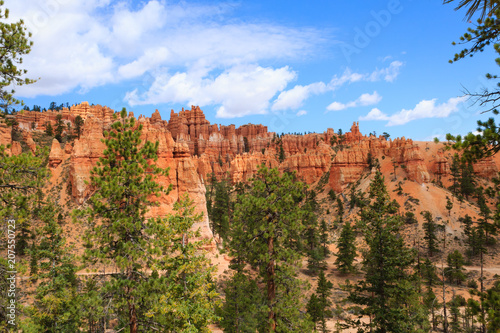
<box><xmin>273</xmin><ymin>62</ymin><xmax>402</xmax><ymax>112</ymax></box>
<box><xmin>272</xmin><ymin>82</ymin><xmax>326</xmax><ymax>111</ymax></box>
<box><xmin>359</xmin><ymin>108</ymin><xmax>389</xmax><ymax>121</ymax></box>
<box><xmin>367</xmin><ymin>61</ymin><xmax>403</xmax><ymax>82</ymax></box>
<box><xmin>326</xmin><ymin>91</ymin><xmax>381</xmax><ymax>112</ymax></box>
<box><xmin>296</xmin><ymin>110</ymin><xmax>307</xmax><ymax>116</ymax></box>
<box><xmin>359</xmin><ymin>96</ymin><xmax>467</xmax><ymax>126</ymax></box>
<box><xmin>126</xmin><ymin>65</ymin><xmax>296</xmax><ymax>118</ymax></box>
<box><xmin>7</xmin><ymin>0</ymin><xmax>323</xmax><ymax>110</ymax></box>
<box><xmin>358</xmin><ymin>91</ymin><xmax>382</xmax><ymax>105</ymax></box>
<box><xmin>6</xmin><ymin>1</ymin><xmax>404</xmax><ymax>119</ymax></box>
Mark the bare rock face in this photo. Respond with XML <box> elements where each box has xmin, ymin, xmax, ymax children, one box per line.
<box><xmin>15</xmin><ymin>102</ymin><xmax>115</xmax><ymax>132</ymax></box>
<box><xmin>329</xmin><ymin>148</ymin><xmax>369</xmax><ymax>192</ymax></box>
<box><xmin>69</xmin><ymin>116</ymin><xmax>107</xmax><ymax>204</ymax></box>
<box><xmin>0</xmin><ymin>121</ymin><xmax>12</xmax><ymax>155</ymax></box>
<box><xmin>48</xmin><ymin>139</ymin><xmax>64</xmax><ymax>168</ymax></box>
<box><xmin>433</xmin><ymin>151</ymin><xmax>450</xmax><ymax>175</ymax></box>
<box><xmin>13</xmin><ymin>104</ymin><xmax>500</xmax><ymax>250</ymax></box>
<box><xmin>474</xmin><ymin>156</ymin><xmax>499</xmax><ymax>178</ymax></box>
<box><xmin>11</xmin><ymin>141</ymin><xmax>22</xmax><ymax>156</ymax></box>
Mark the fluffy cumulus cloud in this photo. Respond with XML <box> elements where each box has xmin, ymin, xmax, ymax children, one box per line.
<box><xmin>7</xmin><ymin>0</ymin><xmax>323</xmax><ymax>117</ymax></box>
<box><xmin>273</xmin><ymin>61</ymin><xmax>402</xmax><ymax>112</ymax></box>
<box><xmin>272</xmin><ymin>82</ymin><xmax>326</xmax><ymax>111</ymax></box>
<box><xmin>6</xmin><ymin>0</ymin><xmax>405</xmax><ymax>119</ymax></box>
<box><xmin>296</xmin><ymin>110</ymin><xmax>307</xmax><ymax>116</ymax></box>
<box><xmin>326</xmin><ymin>91</ymin><xmax>382</xmax><ymax>112</ymax></box>
<box><xmin>126</xmin><ymin>65</ymin><xmax>297</xmax><ymax>118</ymax></box>
<box><xmin>359</xmin><ymin>96</ymin><xmax>467</xmax><ymax>126</ymax></box>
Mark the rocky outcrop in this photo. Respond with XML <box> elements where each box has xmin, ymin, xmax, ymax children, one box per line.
<box><xmin>11</xmin><ymin>141</ymin><xmax>22</xmax><ymax>156</ymax></box>
<box><xmin>48</xmin><ymin>139</ymin><xmax>64</xmax><ymax>168</ymax></box>
<box><xmin>0</xmin><ymin>121</ymin><xmax>12</xmax><ymax>155</ymax></box>
<box><xmin>433</xmin><ymin>151</ymin><xmax>450</xmax><ymax>175</ymax></box>
<box><xmin>69</xmin><ymin>116</ymin><xmax>107</xmax><ymax>204</ymax></box>
<box><xmin>474</xmin><ymin>156</ymin><xmax>499</xmax><ymax>179</ymax></box>
<box><xmin>15</xmin><ymin>102</ymin><xmax>114</xmax><ymax>132</ymax></box>
<box><xmin>12</xmin><ymin>104</ymin><xmax>500</xmax><ymax>250</ymax></box>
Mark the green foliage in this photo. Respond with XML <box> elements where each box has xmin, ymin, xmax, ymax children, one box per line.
<box><xmin>79</xmin><ymin>112</ymin><xmax>217</xmax><ymax>332</ymax></box>
<box><xmin>421</xmin><ymin>258</ymin><xmax>440</xmax><ymax>287</ymax></box>
<box><xmin>207</xmin><ymin>174</ymin><xmax>233</xmax><ymax>243</ymax></box>
<box><xmin>44</xmin><ymin>122</ymin><xmax>53</xmax><ymax>137</ymax></box>
<box><xmin>335</xmin><ymin>220</ymin><xmax>357</xmax><ymax>274</ymax></box>
<box><xmin>218</xmin><ymin>272</ymin><xmax>265</xmax><ymax>333</ymax></box>
<box><xmin>328</xmin><ymin>189</ymin><xmax>336</xmax><ymax>201</ymax></box>
<box><xmin>445</xmin><ymin>250</ymin><xmax>467</xmax><ymax>285</ymax></box>
<box><xmin>444</xmin><ymin>0</ymin><xmax>498</xmax><ymax>20</ymax></box>
<box><xmin>22</xmin><ymin>202</ymin><xmax>80</xmax><ymax>332</ymax></box>
<box><xmin>307</xmin><ymin>270</ymin><xmax>333</xmax><ymax>333</ymax></box>
<box><xmin>152</xmin><ymin>195</ymin><xmax>220</xmax><ymax>332</ymax></box>
<box><xmin>303</xmin><ymin>190</ymin><xmax>329</xmax><ymax>274</ymax></box>
<box><xmin>421</xmin><ymin>211</ymin><xmax>440</xmax><ymax>258</ymax></box>
<box><xmin>227</xmin><ymin>166</ymin><xmax>312</xmax><ymax>332</ymax></box>
<box><xmin>278</xmin><ymin>143</ymin><xmax>285</xmax><ymax>163</ymax></box>
<box><xmin>54</xmin><ymin>114</ymin><xmax>64</xmax><ymax>142</ymax></box>
<box><xmin>446</xmin><ymin>4</ymin><xmax>500</xmax><ymax>160</ymax></box>
<box><xmin>74</xmin><ymin>115</ymin><xmax>84</xmax><ymax>139</ymax></box>
<box><xmin>0</xmin><ymin>0</ymin><xmax>36</xmax><ymax>110</ymax></box>
<box><xmin>346</xmin><ymin>171</ymin><xmax>423</xmax><ymax>332</ymax></box>
<box><xmin>0</xmin><ymin>145</ymin><xmax>49</xmax><ymax>255</ymax></box>
<box><xmin>0</xmin><ymin>144</ymin><xmax>49</xmax><ymax>329</ymax></box>
<box><xmin>484</xmin><ymin>279</ymin><xmax>500</xmax><ymax>331</ymax></box>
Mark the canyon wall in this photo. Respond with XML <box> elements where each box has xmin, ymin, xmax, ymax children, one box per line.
<box><xmin>7</xmin><ymin>103</ymin><xmax>500</xmax><ymax>245</ymax></box>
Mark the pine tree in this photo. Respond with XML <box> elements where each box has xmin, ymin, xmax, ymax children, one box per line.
<box><xmin>228</xmin><ymin>166</ymin><xmax>313</xmax><ymax>332</ymax></box>
<box><xmin>445</xmin><ymin>250</ymin><xmax>467</xmax><ymax>285</ymax></box>
<box><xmin>45</xmin><ymin>122</ymin><xmax>53</xmax><ymax>136</ymax></box>
<box><xmin>80</xmin><ymin>110</ymin><xmax>218</xmax><ymax>332</ymax></box>
<box><xmin>484</xmin><ymin>279</ymin><xmax>500</xmax><ymax>332</ymax></box>
<box><xmin>152</xmin><ymin>195</ymin><xmax>220</xmax><ymax>331</ymax></box>
<box><xmin>0</xmin><ymin>144</ymin><xmax>49</xmax><ymax>329</ymax></box>
<box><xmin>278</xmin><ymin>143</ymin><xmax>285</xmax><ymax>163</ymax></box>
<box><xmin>335</xmin><ymin>219</ymin><xmax>356</xmax><ymax>274</ymax></box>
<box><xmin>315</xmin><ymin>270</ymin><xmax>333</xmax><ymax>333</ymax></box>
<box><xmin>306</xmin><ymin>294</ymin><xmax>321</xmax><ymax>332</ymax></box>
<box><xmin>74</xmin><ymin>115</ymin><xmax>84</xmax><ymax>139</ymax></box>
<box><xmin>0</xmin><ymin>0</ymin><xmax>37</xmax><ymax>109</ymax></box>
<box><xmin>446</xmin><ymin>196</ymin><xmax>453</xmax><ymax>217</ymax></box>
<box><xmin>346</xmin><ymin>171</ymin><xmax>422</xmax><ymax>332</ymax></box>
<box><xmin>476</xmin><ymin>186</ymin><xmax>497</xmax><ymax>245</ymax></box>
<box><xmin>218</xmin><ymin>272</ymin><xmax>265</xmax><ymax>333</ymax></box>
<box><xmin>448</xmin><ymin>292</ymin><xmax>464</xmax><ymax>333</ymax></box>
<box><xmin>22</xmin><ymin>202</ymin><xmax>80</xmax><ymax>332</ymax></box>
<box><xmin>54</xmin><ymin>114</ymin><xmax>64</xmax><ymax>142</ymax></box>
<box><xmin>422</xmin><ymin>210</ymin><xmax>439</xmax><ymax>257</ymax></box>
<box><xmin>304</xmin><ymin>190</ymin><xmax>327</xmax><ymax>274</ymax></box>
<box><xmin>208</xmin><ymin>175</ymin><xmax>232</xmax><ymax>243</ymax></box>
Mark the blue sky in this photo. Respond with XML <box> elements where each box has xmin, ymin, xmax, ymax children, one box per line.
<box><xmin>6</xmin><ymin>0</ymin><xmax>498</xmax><ymax>140</ymax></box>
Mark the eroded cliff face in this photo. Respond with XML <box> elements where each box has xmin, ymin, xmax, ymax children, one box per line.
<box><xmin>10</xmin><ymin>103</ymin><xmax>500</xmax><ymax>245</ymax></box>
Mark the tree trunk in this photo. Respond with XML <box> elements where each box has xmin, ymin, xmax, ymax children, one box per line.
<box><xmin>129</xmin><ymin>299</ymin><xmax>138</xmax><ymax>333</ymax></box>
<box><xmin>127</xmin><ymin>269</ymin><xmax>138</xmax><ymax>333</ymax></box>
<box><xmin>267</xmin><ymin>235</ymin><xmax>276</xmax><ymax>332</ymax></box>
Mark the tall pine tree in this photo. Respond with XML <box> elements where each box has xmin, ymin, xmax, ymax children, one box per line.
<box><xmin>346</xmin><ymin>171</ymin><xmax>423</xmax><ymax>332</ymax></box>
<box><xmin>80</xmin><ymin>110</ymin><xmax>217</xmax><ymax>332</ymax></box>
<box><xmin>228</xmin><ymin>166</ymin><xmax>313</xmax><ymax>332</ymax></box>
